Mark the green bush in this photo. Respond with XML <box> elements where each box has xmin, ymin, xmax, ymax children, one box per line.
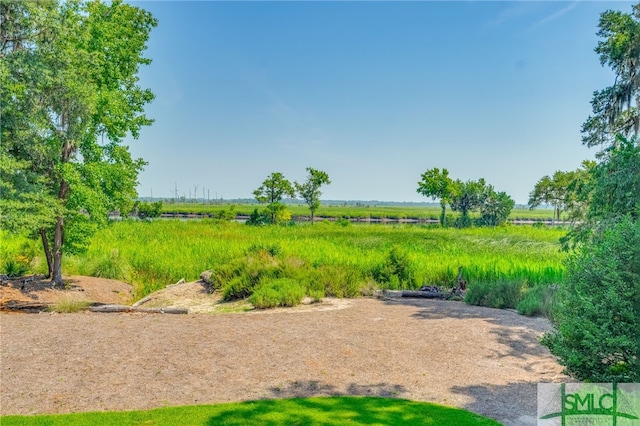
<box><xmin>249</xmin><ymin>278</ymin><xmax>306</xmax><ymax>308</ymax></box>
<box><xmin>464</xmin><ymin>279</ymin><xmax>523</xmax><ymax>309</ymax></box>
<box><xmin>516</xmin><ymin>284</ymin><xmax>556</xmax><ymax>317</ymax></box>
<box><xmin>311</xmin><ymin>264</ymin><xmax>362</xmax><ymax>297</ymax></box>
<box><xmin>2</xmin><ymin>257</ymin><xmax>30</xmax><ymax>278</ymax></box>
<box><xmin>542</xmin><ymin>218</ymin><xmax>640</xmax><ymax>382</ymax></box>
<box><xmin>373</xmin><ymin>245</ymin><xmax>418</xmax><ymax>289</ymax></box>
<box><xmin>88</xmin><ymin>249</ymin><xmax>131</xmax><ymax>281</ymax></box>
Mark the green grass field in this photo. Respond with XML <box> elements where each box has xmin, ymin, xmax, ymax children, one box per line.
<box><xmin>47</xmin><ymin>221</ymin><xmax>565</xmax><ymax>300</ymax></box>
<box><xmin>0</xmin><ymin>396</ymin><xmax>502</xmax><ymax>425</ymax></box>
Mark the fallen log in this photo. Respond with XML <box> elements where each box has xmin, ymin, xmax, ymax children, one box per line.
<box><xmin>400</xmin><ymin>290</ymin><xmax>446</xmax><ymax>299</ymax></box>
<box><xmin>89</xmin><ymin>304</ymin><xmax>188</xmax><ymax>314</ymax></box>
<box><xmin>0</xmin><ymin>301</ymin><xmax>51</xmax><ymax>313</ymax></box>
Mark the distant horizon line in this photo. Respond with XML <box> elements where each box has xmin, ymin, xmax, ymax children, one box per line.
<box><xmin>136</xmin><ymin>196</ymin><xmax>547</xmax><ymax>209</ymax></box>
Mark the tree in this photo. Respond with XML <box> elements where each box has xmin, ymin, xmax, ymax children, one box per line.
<box><xmin>416</xmin><ymin>168</ymin><xmax>455</xmax><ymax>226</ymax></box>
<box><xmin>480</xmin><ymin>190</ymin><xmax>515</xmax><ymax>226</ymax></box>
<box><xmin>542</xmin><ymin>217</ymin><xmax>640</xmax><ymax>382</ymax></box>
<box><xmin>0</xmin><ymin>0</ymin><xmax>157</xmax><ymax>286</ymax></box>
<box><xmin>450</xmin><ymin>179</ymin><xmax>488</xmax><ymax>227</ymax></box>
<box><xmin>582</xmin><ymin>3</ymin><xmax>640</xmax><ymax>150</ymax></box>
<box><xmin>295</xmin><ymin>168</ymin><xmax>330</xmax><ymax>224</ymax></box>
<box><xmin>253</xmin><ymin>172</ymin><xmax>295</xmax><ymax>224</ymax></box>
<box><xmin>543</xmin><ymin>2</ymin><xmax>640</xmax><ymax>383</ymax></box>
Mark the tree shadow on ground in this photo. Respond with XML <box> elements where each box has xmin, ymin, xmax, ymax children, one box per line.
<box><xmin>268</xmin><ymin>380</ymin><xmax>406</xmax><ymax>399</ymax></box>
<box><xmin>204</xmin><ymin>393</ymin><xmax>501</xmax><ymax>426</ymax></box>
<box><xmin>449</xmin><ymin>382</ymin><xmax>540</xmax><ymax>426</ymax></box>
<box><xmin>385</xmin><ymin>298</ymin><xmax>555</xmax><ymax>363</ymax></box>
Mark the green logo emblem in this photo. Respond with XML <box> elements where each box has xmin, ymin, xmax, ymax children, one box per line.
<box><xmin>538</xmin><ymin>383</ymin><xmax>640</xmax><ymax>425</ymax></box>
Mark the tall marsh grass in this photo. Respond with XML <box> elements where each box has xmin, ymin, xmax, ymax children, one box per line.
<box><xmin>53</xmin><ymin>220</ymin><xmax>566</xmax><ymax>300</ymax></box>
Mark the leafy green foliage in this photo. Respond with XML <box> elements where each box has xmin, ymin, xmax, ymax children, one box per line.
<box><xmin>295</xmin><ymin>167</ymin><xmax>331</xmax><ymax>223</ymax></box>
<box><xmin>2</xmin><ymin>257</ymin><xmax>30</xmax><ymax>278</ymax></box>
<box><xmin>249</xmin><ymin>278</ymin><xmax>306</xmax><ymax>308</ymax></box>
<box><xmin>133</xmin><ymin>201</ymin><xmax>163</xmax><ymax>219</ymax></box>
<box><xmin>528</xmin><ymin>163</ymin><xmax>594</xmax><ymax>223</ymax></box>
<box><xmin>479</xmin><ymin>190</ymin><xmax>515</xmax><ymax>227</ymax></box>
<box><xmin>542</xmin><ymin>217</ymin><xmax>640</xmax><ymax>382</ymax></box>
<box><xmin>373</xmin><ymin>245</ymin><xmax>418</xmax><ymax>289</ymax></box>
<box><xmin>88</xmin><ymin>249</ymin><xmax>131</xmax><ymax>281</ymax></box>
<box><xmin>582</xmin><ymin>3</ymin><xmax>640</xmax><ymax>149</ymax></box>
<box><xmin>417</xmin><ymin>167</ymin><xmax>455</xmax><ymax>226</ymax></box>
<box><xmin>253</xmin><ymin>172</ymin><xmax>295</xmax><ymax>224</ymax></box>
<box><xmin>516</xmin><ymin>284</ymin><xmax>556</xmax><ymax>317</ymax></box>
<box><xmin>464</xmin><ymin>279</ymin><xmax>523</xmax><ymax>309</ymax></box>
<box><xmin>0</xmin><ymin>0</ymin><xmax>156</xmax><ymax>285</ymax></box>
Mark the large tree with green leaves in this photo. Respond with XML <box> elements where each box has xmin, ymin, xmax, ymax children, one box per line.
<box><xmin>295</xmin><ymin>168</ymin><xmax>330</xmax><ymax>224</ymax></box>
<box><xmin>582</xmin><ymin>3</ymin><xmax>640</xmax><ymax>150</ymax></box>
<box><xmin>253</xmin><ymin>172</ymin><xmax>295</xmax><ymax>224</ymax></box>
<box><xmin>449</xmin><ymin>178</ymin><xmax>488</xmax><ymax>228</ymax></box>
<box><xmin>0</xmin><ymin>0</ymin><xmax>156</xmax><ymax>286</ymax></box>
<box><xmin>416</xmin><ymin>168</ymin><xmax>455</xmax><ymax>226</ymax></box>
<box><xmin>543</xmin><ymin>2</ymin><xmax>640</xmax><ymax>382</ymax></box>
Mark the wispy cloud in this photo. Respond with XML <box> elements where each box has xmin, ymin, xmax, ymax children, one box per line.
<box><xmin>485</xmin><ymin>2</ymin><xmax>536</xmax><ymax>28</ymax></box>
<box><xmin>529</xmin><ymin>1</ymin><xmax>580</xmax><ymax>31</ymax></box>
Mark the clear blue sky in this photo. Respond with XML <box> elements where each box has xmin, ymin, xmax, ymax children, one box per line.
<box><xmin>127</xmin><ymin>1</ymin><xmax>635</xmax><ymax>204</ymax></box>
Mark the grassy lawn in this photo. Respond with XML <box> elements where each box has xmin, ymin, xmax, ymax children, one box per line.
<box><xmin>0</xmin><ymin>396</ymin><xmax>502</xmax><ymax>425</ymax></box>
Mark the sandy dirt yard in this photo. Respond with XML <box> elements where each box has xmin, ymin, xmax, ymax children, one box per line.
<box><xmin>0</xmin><ymin>277</ymin><xmax>566</xmax><ymax>425</ymax></box>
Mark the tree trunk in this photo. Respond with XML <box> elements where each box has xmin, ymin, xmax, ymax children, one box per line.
<box><xmin>51</xmin><ymin>149</ymin><xmax>70</xmax><ymax>287</ymax></box>
<box><xmin>39</xmin><ymin>228</ymin><xmax>53</xmax><ymax>279</ymax></box>
<box><xmin>51</xmin><ymin>215</ymin><xmax>64</xmax><ymax>287</ymax></box>
<box><xmin>439</xmin><ymin>201</ymin><xmax>447</xmax><ymax>227</ymax></box>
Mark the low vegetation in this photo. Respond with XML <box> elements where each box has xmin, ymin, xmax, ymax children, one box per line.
<box><xmin>0</xmin><ymin>396</ymin><xmax>502</xmax><ymax>425</ymax></box>
<box><xmin>2</xmin><ymin>221</ymin><xmax>565</xmax><ymax>317</ymax></box>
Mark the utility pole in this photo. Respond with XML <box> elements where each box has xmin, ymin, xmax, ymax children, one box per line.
<box><xmin>194</xmin><ymin>185</ymin><xmax>199</xmax><ymax>203</ymax></box>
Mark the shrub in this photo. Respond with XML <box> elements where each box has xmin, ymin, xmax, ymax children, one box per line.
<box><xmin>88</xmin><ymin>249</ymin><xmax>131</xmax><ymax>281</ymax></box>
<box><xmin>311</xmin><ymin>264</ymin><xmax>362</xmax><ymax>298</ymax></box>
<box><xmin>516</xmin><ymin>284</ymin><xmax>556</xmax><ymax>317</ymax></box>
<box><xmin>464</xmin><ymin>279</ymin><xmax>523</xmax><ymax>309</ymax></box>
<box><xmin>2</xmin><ymin>257</ymin><xmax>30</xmax><ymax>278</ymax></box>
<box><xmin>542</xmin><ymin>218</ymin><xmax>640</xmax><ymax>382</ymax></box>
<box><xmin>249</xmin><ymin>278</ymin><xmax>306</xmax><ymax>308</ymax></box>
<box><xmin>373</xmin><ymin>245</ymin><xmax>418</xmax><ymax>289</ymax></box>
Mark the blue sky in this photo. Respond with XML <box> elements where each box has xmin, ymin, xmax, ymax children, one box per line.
<box><xmin>127</xmin><ymin>1</ymin><xmax>635</xmax><ymax>204</ymax></box>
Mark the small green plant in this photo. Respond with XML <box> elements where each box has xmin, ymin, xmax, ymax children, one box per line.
<box><xmin>48</xmin><ymin>299</ymin><xmax>91</xmax><ymax>313</ymax></box>
<box><xmin>88</xmin><ymin>249</ymin><xmax>131</xmax><ymax>281</ymax></box>
<box><xmin>464</xmin><ymin>279</ymin><xmax>523</xmax><ymax>309</ymax></box>
<box><xmin>516</xmin><ymin>284</ymin><xmax>556</xmax><ymax>317</ymax></box>
<box><xmin>2</xmin><ymin>257</ymin><xmax>30</xmax><ymax>278</ymax></box>
<box><xmin>249</xmin><ymin>278</ymin><xmax>306</xmax><ymax>308</ymax></box>
<box><xmin>308</xmin><ymin>289</ymin><xmax>324</xmax><ymax>302</ymax></box>
<box><xmin>373</xmin><ymin>245</ymin><xmax>418</xmax><ymax>289</ymax></box>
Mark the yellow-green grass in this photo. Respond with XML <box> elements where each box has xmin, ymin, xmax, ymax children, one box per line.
<box><xmin>0</xmin><ymin>396</ymin><xmax>502</xmax><ymax>425</ymax></box>
<box><xmin>160</xmin><ymin>202</ymin><xmax>558</xmax><ymax>221</ymax></box>
<box><xmin>53</xmin><ymin>221</ymin><xmax>566</xmax><ymax>299</ymax></box>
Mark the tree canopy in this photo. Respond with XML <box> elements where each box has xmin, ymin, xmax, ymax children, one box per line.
<box><xmin>0</xmin><ymin>0</ymin><xmax>157</xmax><ymax>285</ymax></box>
<box><xmin>295</xmin><ymin>168</ymin><xmax>331</xmax><ymax>224</ymax></box>
<box><xmin>582</xmin><ymin>3</ymin><xmax>640</xmax><ymax>150</ymax></box>
<box><xmin>416</xmin><ymin>168</ymin><xmax>455</xmax><ymax>226</ymax></box>
<box><xmin>253</xmin><ymin>172</ymin><xmax>295</xmax><ymax>224</ymax></box>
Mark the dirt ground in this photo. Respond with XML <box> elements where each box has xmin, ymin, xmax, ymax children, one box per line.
<box><xmin>0</xmin><ymin>276</ymin><xmax>566</xmax><ymax>425</ymax></box>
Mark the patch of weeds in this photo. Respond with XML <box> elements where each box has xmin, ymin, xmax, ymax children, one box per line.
<box><xmin>2</xmin><ymin>257</ymin><xmax>30</xmax><ymax>278</ymax></box>
<box><xmin>48</xmin><ymin>299</ymin><xmax>91</xmax><ymax>313</ymax></box>
<box><xmin>464</xmin><ymin>279</ymin><xmax>523</xmax><ymax>309</ymax></box>
<box><xmin>517</xmin><ymin>284</ymin><xmax>556</xmax><ymax>317</ymax></box>
<box><xmin>88</xmin><ymin>249</ymin><xmax>131</xmax><ymax>281</ymax></box>
<box><xmin>373</xmin><ymin>245</ymin><xmax>418</xmax><ymax>290</ymax></box>
<box><xmin>249</xmin><ymin>278</ymin><xmax>306</xmax><ymax>309</ymax></box>
<box><xmin>310</xmin><ymin>264</ymin><xmax>362</xmax><ymax>298</ymax></box>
